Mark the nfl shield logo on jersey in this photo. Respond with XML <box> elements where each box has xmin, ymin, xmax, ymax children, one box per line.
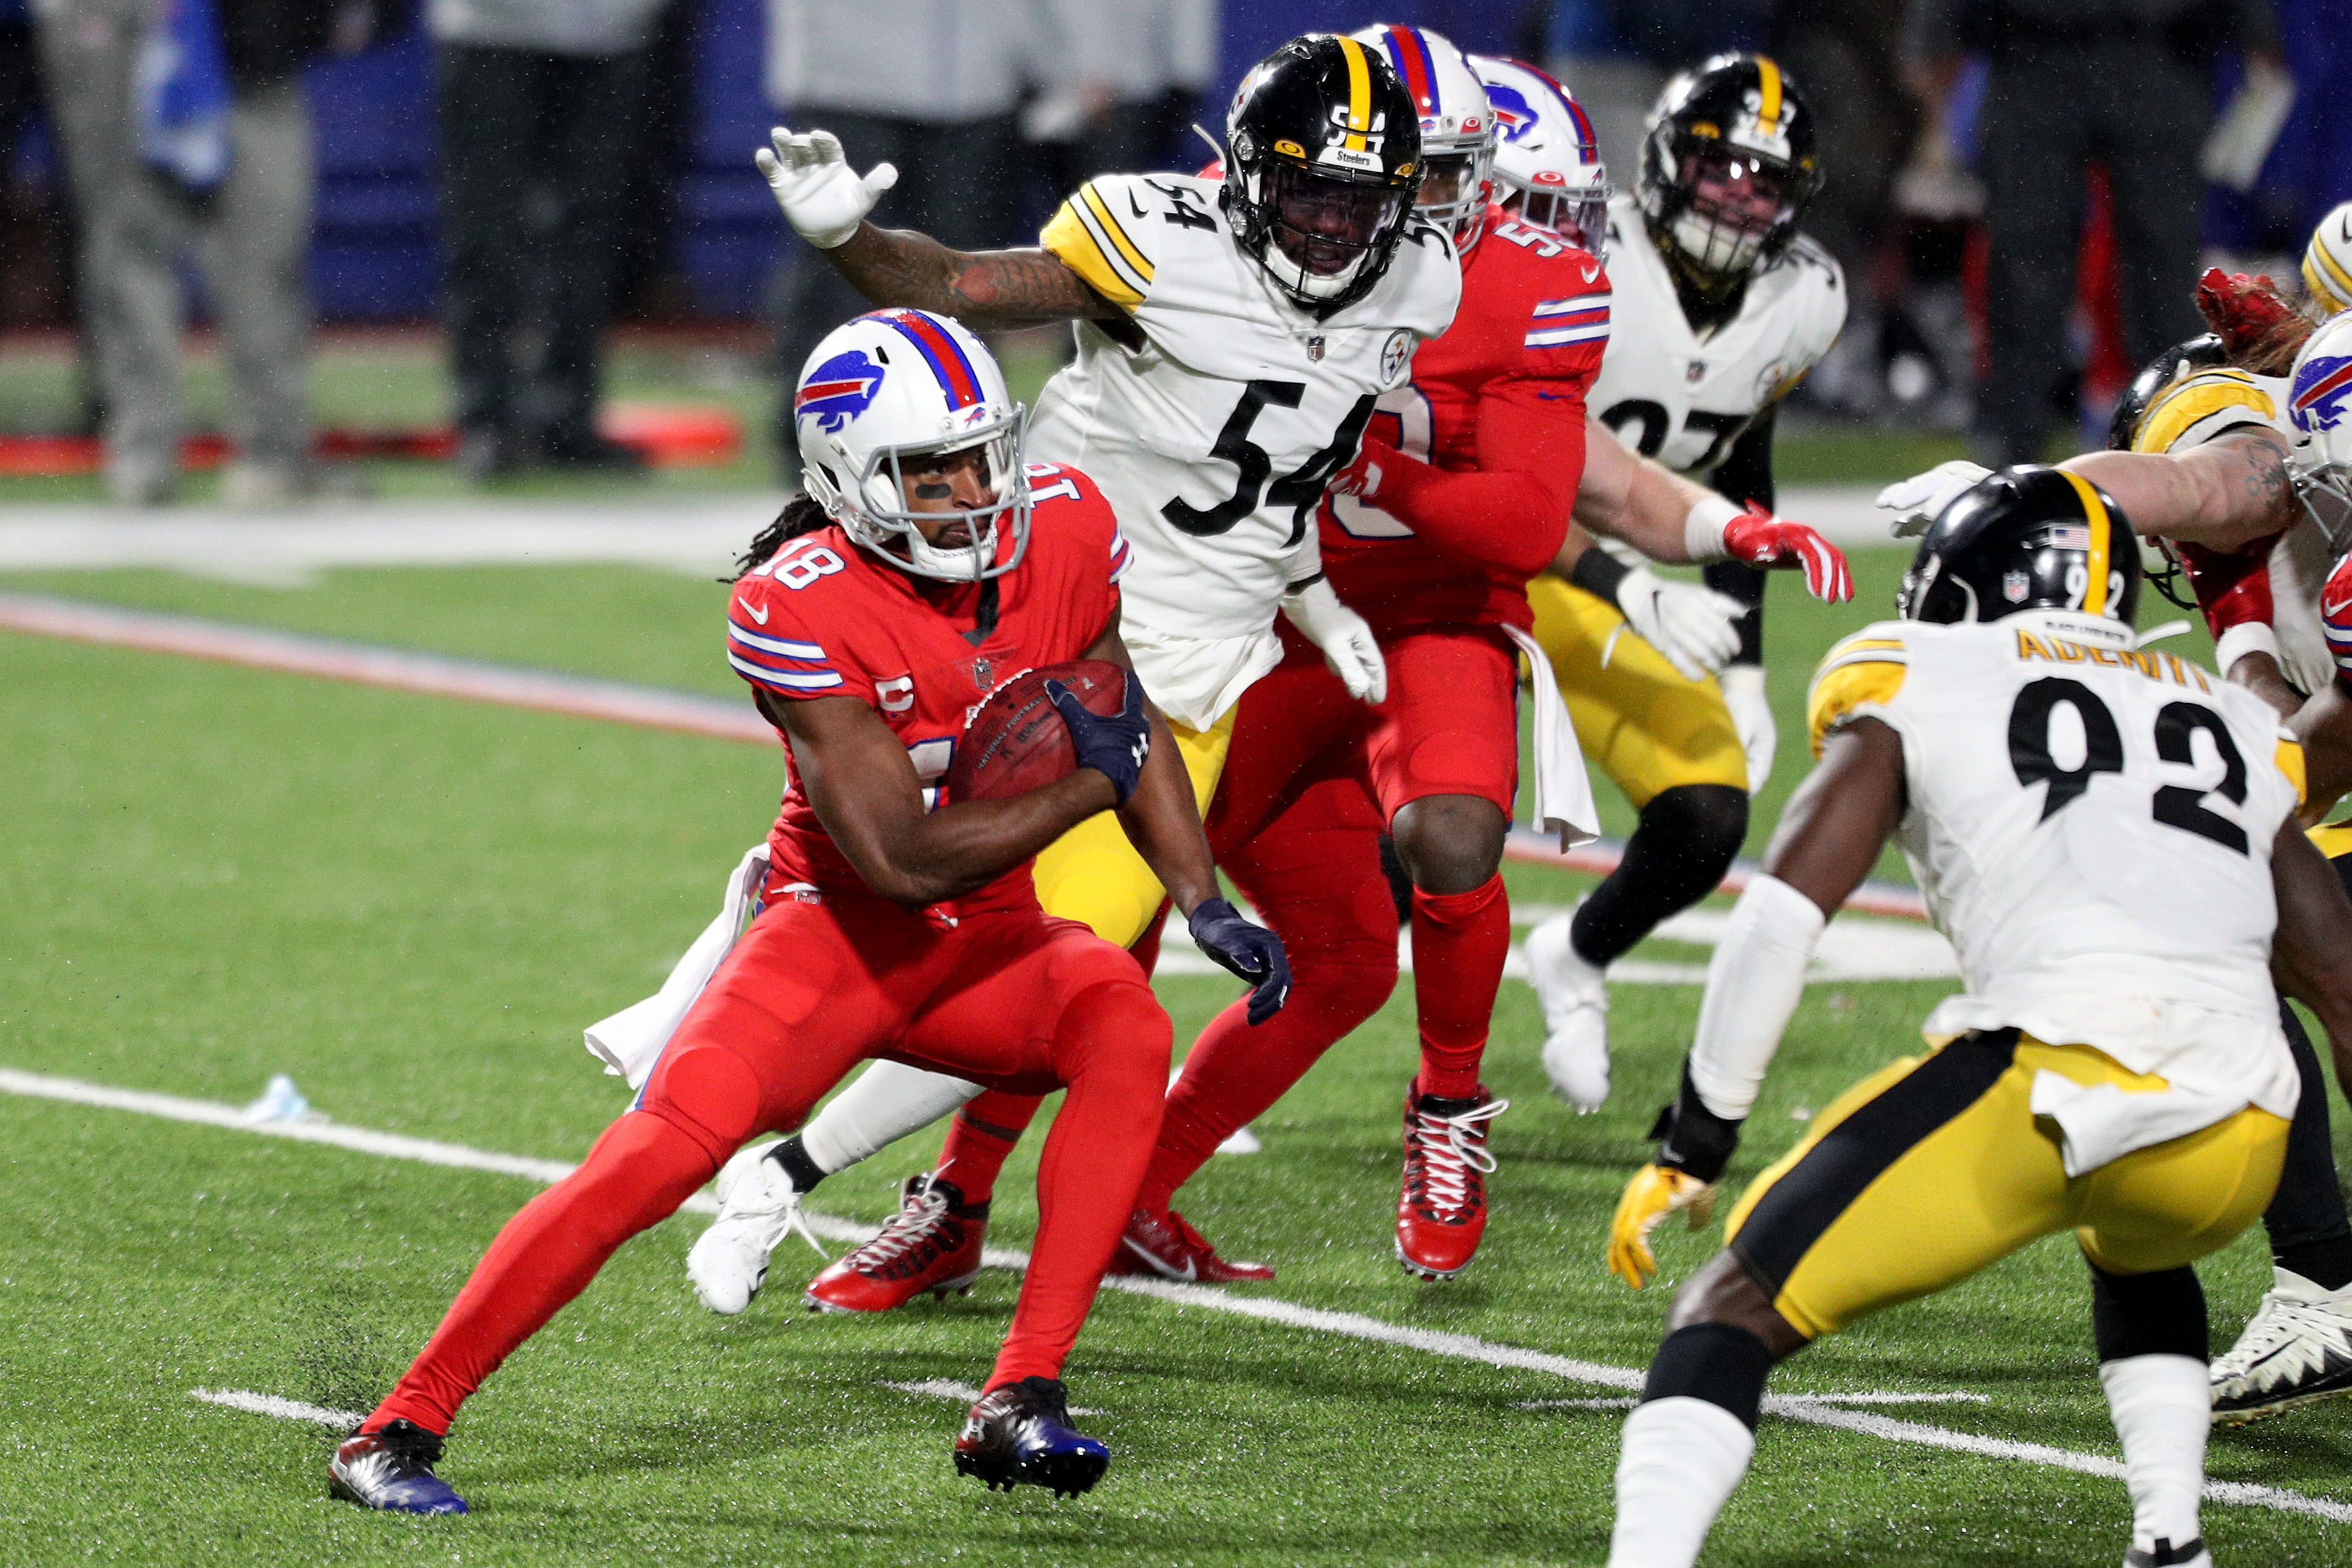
<box><xmin>1686</xmin><ymin>358</ymin><xmax>1707</xmax><ymax>384</ymax></box>
<box><xmin>2003</xmin><ymin>570</ymin><xmax>2031</xmax><ymax>603</ymax></box>
<box><xmin>972</xmin><ymin>658</ymin><xmax>993</xmax><ymax>690</ymax></box>
<box><xmin>1306</xmin><ymin>335</ymin><xmax>1326</xmax><ymax>362</ymax></box>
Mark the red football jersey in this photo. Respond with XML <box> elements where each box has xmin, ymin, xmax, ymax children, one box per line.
<box><xmin>727</xmin><ymin>463</ymin><xmax>1130</xmax><ymax>917</ymax></box>
<box><xmin>1319</xmin><ymin>210</ymin><xmax>1609</xmax><ymax>633</ymax></box>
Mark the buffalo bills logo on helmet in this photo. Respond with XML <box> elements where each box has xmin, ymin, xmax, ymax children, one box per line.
<box><xmin>2292</xmin><ymin>355</ymin><xmax>2352</xmax><ymax>434</ymax></box>
<box><xmin>795</xmin><ymin>350</ymin><xmax>886</xmax><ymax>434</ymax></box>
<box><xmin>1483</xmin><ymin>81</ymin><xmax>1540</xmax><ymax>142</ymax></box>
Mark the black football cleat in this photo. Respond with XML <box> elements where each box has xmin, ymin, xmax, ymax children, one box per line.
<box><xmin>328</xmin><ymin>1419</ymin><xmax>469</xmax><ymax>1514</ymax></box>
<box><xmin>952</xmin><ymin>1376</ymin><xmax>1110</xmax><ymax>1498</ymax></box>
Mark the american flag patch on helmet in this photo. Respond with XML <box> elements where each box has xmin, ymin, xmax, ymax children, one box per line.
<box><xmin>2045</xmin><ymin>524</ymin><xmax>2091</xmax><ymax>549</ymax></box>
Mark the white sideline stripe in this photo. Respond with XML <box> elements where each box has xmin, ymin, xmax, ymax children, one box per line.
<box><xmin>13</xmin><ymin>1066</ymin><xmax>2348</xmax><ymax>1524</ymax></box>
<box><xmin>191</xmin><ymin>1389</ymin><xmax>365</xmax><ymax>1428</ymax></box>
<box><xmin>1517</xmin><ymin>1391</ymin><xmax>1991</xmax><ymax>1411</ymax></box>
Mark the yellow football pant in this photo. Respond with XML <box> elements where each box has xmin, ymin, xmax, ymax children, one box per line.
<box><xmin>1525</xmin><ymin>574</ymin><xmax>1749</xmax><ymax>807</ymax></box>
<box><xmin>1031</xmin><ymin>706</ymin><xmax>1237</xmax><ymax>948</ymax></box>
<box><xmin>1724</xmin><ymin>1031</ymin><xmax>2288</xmax><ymax>1340</ymax></box>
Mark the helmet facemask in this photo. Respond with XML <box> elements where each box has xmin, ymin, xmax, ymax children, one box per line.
<box><xmin>1413</xmin><ymin>135</ymin><xmax>1494</xmax><ymax>248</ymax></box>
<box><xmin>807</xmin><ymin>406</ymin><xmax>1033</xmax><ymax>583</ymax></box>
<box><xmin>1512</xmin><ymin>177</ymin><xmax>1611</xmax><ymax>259</ymax></box>
<box><xmin>1653</xmin><ymin>141</ymin><xmax>1802</xmax><ymax>291</ymax></box>
<box><xmin>1251</xmin><ymin>157</ymin><xmax>1413</xmax><ymax>305</ymax></box>
<box><xmin>2292</xmin><ymin>460</ymin><xmax>2352</xmax><ymax>557</ymax></box>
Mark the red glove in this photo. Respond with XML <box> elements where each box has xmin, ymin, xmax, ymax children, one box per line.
<box><xmin>2323</xmin><ymin>553</ymin><xmax>2352</xmax><ymax>679</ymax></box>
<box><xmin>1721</xmin><ymin>502</ymin><xmax>1854</xmax><ymax>602</ymax></box>
<box><xmin>2176</xmin><ymin>535</ymin><xmax>2280</xmax><ymax>640</ymax></box>
<box><xmin>2193</xmin><ymin>267</ymin><xmax>2313</xmax><ymax>375</ymax></box>
<box><xmin>1330</xmin><ymin>435</ymin><xmax>1398</xmax><ymax>501</ymax></box>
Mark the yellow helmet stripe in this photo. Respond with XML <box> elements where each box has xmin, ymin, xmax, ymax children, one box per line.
<box><xmin>2305</xmin><ymin>236</ymin><xmax>2352</xmax><ymax>313</ymax></box>
<box><xmin>1755</xmin><ymin>56</ymin><xmax>1783</xmax><ymax>127</ymax></box>
<box><xmin>2057</xmin><ymin>468</ymin><xmax>2113</xmax><ymax>616</ymax></box>
<box><xmin>1337</xmin><ymin>35</ymin><xmax>1372</xmax><ymax>150</ymax></box>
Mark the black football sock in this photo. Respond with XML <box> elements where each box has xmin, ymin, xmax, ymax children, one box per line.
<box><xmin>2260</xmin><ymin>1002</ymin><xmax>2352</xmax><ymax>1289</ymax></box>
<box><xmin>1572</xmin><ymin>785</ymin><xmax>1747</xmax><ymax>968</ymax></box>
<box><xmin>765</xmin><ymin>1133</ymin><xmax>828</xmax><ymax>1195</ymax></box>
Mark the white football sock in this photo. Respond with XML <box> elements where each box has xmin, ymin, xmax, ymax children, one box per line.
<box><xmin>2099</xmin><ymin>1353</ymin><xmax>2208</xmax><ymax>1556</ymax></box>
<box><xmin>798</xmin><ymin>1062</ymin><xmax>983</xmax><ymax>1176</ymax></box>
<box><xmin>1606</xmin><ymin>1396</ymin><xmax>1756</xmax><ymax>1568</ymax></box>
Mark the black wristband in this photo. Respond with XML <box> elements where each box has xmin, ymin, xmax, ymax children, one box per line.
<box><xmin>1653</xmin><ymin>1058</ymin><xmax>1744</xmax><ymax>1184</ymax></box>
<box><xmin>1568</xmin><ymin>546</ymin><xmax>1632</xmax><ymax>608</ymax></box>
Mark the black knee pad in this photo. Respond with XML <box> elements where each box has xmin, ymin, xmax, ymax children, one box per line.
<box><xmin>1642</xmin><ymin>784</ymin><xmax>1749</xmax><ymax>875</ymax></box>
<box><xmin>2089</xmin><ymin>1263</ymin><xmax>2208</xmax><ymax>1363</ymax></box>
<box><xmin>1640</xmin><ymin>1322</ymin><xmax>1775</xmax><ymax>1430</ymax></box>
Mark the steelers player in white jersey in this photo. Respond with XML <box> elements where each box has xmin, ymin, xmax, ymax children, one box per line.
<box><xmin>696</xmin><ymin>36</ymin><xmax>1458</xmax><ymax>1312</ymax></box>
<box><xmin>1510</xmin><ymin>54</ymin><xmax>1848</xmax><ymax>1109</ymax></box>
<box><xmin>1598</xmin><ymin>466</ymin><xmax>2352</xmax><ymax>1568</ymax></box>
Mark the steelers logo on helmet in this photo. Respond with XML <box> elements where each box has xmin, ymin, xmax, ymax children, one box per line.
<box><xmin>1899</xmin><ymin>465</ymin><xmax>2141</xmax><ymax>627</ymax></box>
<box><xmin>1471</xmin><ymin>54</ymin><xmax>1612</xmax><ymax>259</ymax></box>
<box><xmin>1222</xmin><ymin>34</ymin><xmax>1424</xmax><ymax>318</ymax></box>
<box><xmin>793</xmin><ymin>309</ymin><xmax>1032</xmax><ymax>583</ymax></box>
<box><xmin>1638</xmin><ymin>53</ymin><xmax>1823</xmax><ymax>300</ymax></box>
<box><xmin>1348</xmin><ymin>23</ymin><xmax>1496</xmax><ymax>252</ymax></box>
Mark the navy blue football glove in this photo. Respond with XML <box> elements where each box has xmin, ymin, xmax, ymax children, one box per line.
<box><xmin>1046</xmin><ymin>674</ymin><xmax>1150</xmax><ymax>806</ymax></box>
<box><xmin>1187</xmin><ymin>897</ymin><xmax>1292</xmax><ymax>1025</ymax></box>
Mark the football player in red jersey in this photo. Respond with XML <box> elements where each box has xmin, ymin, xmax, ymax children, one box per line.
<box><xmin>326</xmin><ymin>311</ymin><xmax>1287</xmax><ymax>1513</ymax></box>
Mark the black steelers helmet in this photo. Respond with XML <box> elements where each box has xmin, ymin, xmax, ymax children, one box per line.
<box><xmin>1637</xmin><ymin>53</ymin><xmax>1823</xmax><ymax>299</ymax></box>
<box><xmin>2107</xmin><ymin>332</ymin><xmax>2229</xmax><ymax>452</ymax></box>
<box><xmin>1900</xmin><ymin>466</ymin><xmax>2142</xmax><ymax>627</ymax></box>
<box><xmin>1223</xmin><ymin>34</ymin><xmax>1424</xmax><ymax>318</ymax></box>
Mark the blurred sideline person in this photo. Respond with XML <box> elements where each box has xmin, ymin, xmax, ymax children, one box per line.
<box><xmin>1515</xmin><ymin>54</ymin><xmax>1850</xmax><ymax>1110</ymax></box>
<box><xmin>1603</xmin><ymin>467</ymin><xmax>2352</xmax><ymax>1568</ymax></box>
<box><xmin>1901</xmin><ymin>0</ymin><xmax>2280</xmax><ymax>468</ymax></box>
<box><xmin>1028</xmin><ymin>0</ymin><xmax>1216</xmax><ymax>186</ymax></box>
<box><xmin>33</xmin><ymin>0</ymin><xmax>383</xmax><ymax>505</ymax></box>
<box><xmin>327</xmin><ymin>311</ymin><xmax>1285</xmax><ymax>1511</ymax></box>
<box><xmin>686</xmin><ymin>33</ymin><xmax>1464</xmax><ymax>1313</ymax></box>
<box><xmin>433</xmin><ymin>0</ymin><xmax>664</xmax><ymax>479</ymax></box>
<box><xmin>764</xmin><ymin>0</ymin><xmax>1038</xmax><ymax>474</ymax></box>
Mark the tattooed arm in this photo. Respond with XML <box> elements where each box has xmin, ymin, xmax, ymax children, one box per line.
<box><xmin>822</xmin><ymin>225</ymin><xmax>1131</xmax><ymax>331</ymax></box>
<box><xmin>2061</xmin><ymin>426</ymin><xmax>2296</xmax><ymax>553</ymax></box>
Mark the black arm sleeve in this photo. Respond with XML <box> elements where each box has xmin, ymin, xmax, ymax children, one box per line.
<box><xmin>1699</xmin><ymin>406</ymin><xmax>1778</xmax><ymax>666</ymax></box>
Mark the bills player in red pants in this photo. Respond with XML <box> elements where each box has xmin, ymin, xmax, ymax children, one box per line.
<box><xmin>327</xmin><ymin>311</ymin><xmax>1285</xmax><ymax>1514</ymax></box>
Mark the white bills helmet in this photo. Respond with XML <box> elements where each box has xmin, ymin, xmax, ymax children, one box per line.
<box><xmin>1350</xmin><ymin>23</ymin><xmax>1496</xmax><ymax>250</ymax></box>
<box><xmin>1472</xmin><ymin>54</ymin><xmax>1612</xmax><ymax>259</ymax></box>
<box><xmin>2287</xmin><ymin>308</ymin><xmax>2352</xmax><ymax>553</ymax></box>
<box><xmin>793</xmin><ymin>310</ymin><xmax>1030</xmax><ymax>582</ymax></box>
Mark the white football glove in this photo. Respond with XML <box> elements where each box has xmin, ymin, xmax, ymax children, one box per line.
<box><xmin>1618</xmin><ymin>566</ymin><xmax>1747</xmax><ymax>682</ymax></box>
<box><xmin>756</xmin><ymin>128</ymin><xmax>897</xmax><ymax>250</ymax></box>
<box><xmin>1718</xmin><ymin>664</ymin><xmax>1776</xmax><ymax>793</ymax></box>
<box><xmin>1875</xmin><ymin>458</ymin><xmax>1991</xmax><ymax>538</ymax></box>
<box><xmin>1281</xmin><ymin>577</ymin><xmax>1387</xmax><ymax>704</ymax></box>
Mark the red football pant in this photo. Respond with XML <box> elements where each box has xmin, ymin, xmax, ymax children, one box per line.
<box><xmin>365</xmin><ymin>891</ymin><xmax>1169</xmax><ymax>1434</ymax></box>
<box><xmin>1149</xmin><ymin>627</ymin><xmax>1519</xmax><ymax>1196</ymax></box>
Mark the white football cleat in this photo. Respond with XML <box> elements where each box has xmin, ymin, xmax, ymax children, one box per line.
<box><xmin>1525</xmin><ymin>908</ymin><xmax>1609</xmax><ymax>1112</ymax></box>
<box><xmin>687</xmin><ymin>1141</ymin><xmax>826</xmax><ymax>1314</ymax></box>
<box><xmin>2209</xmin><ymin>1266</ymin><xmax>2352</xmax><ymax>1425</ymax></box>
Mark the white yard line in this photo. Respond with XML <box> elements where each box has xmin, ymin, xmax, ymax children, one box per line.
<box><xmin>14</xmin><ymin>1067</ymin><xmax>2342</xmax><ymax>1522</ymax></box>
<box><xmin>191</xmin><ymin>1389</ymin><xmax>366</xmax><ymax>1427</ymax></box>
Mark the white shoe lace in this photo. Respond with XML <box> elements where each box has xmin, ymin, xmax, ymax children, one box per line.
<box><xmin>1409</xmin><ymin>1098</ymin><xmax>1509</xmax><ymax>1218</ymax></box>
<box><xmin>716</xmin><ymin>1159</ymin><xmax>829</xmax><ymax>1260</ymax></box>
<box><xmin>848</xmin><ymin>1174</ymin><xmax>957</xmax><ymax>1271</ymax></box>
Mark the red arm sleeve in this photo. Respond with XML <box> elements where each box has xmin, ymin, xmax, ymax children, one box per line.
<box><xmin>1360</xmin><ymin>372</ymin><xmax>1587</xmax><ymax>579</ymax></box>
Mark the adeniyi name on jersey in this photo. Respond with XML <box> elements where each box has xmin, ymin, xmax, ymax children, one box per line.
<box><xmin>725</xmin><ymin>466</ymin><xmax>1129</xmax><ymax>917</ymax></box>
<box><xmin>1318</xmin><ymin>208</ymin><xmax>1609</xmax><ymax>632</ymax></box>
<box><xmin>1807</xmin><ymin>613</ymin><xmax>2300</xmax><ymax>1126</ymax></box>
<box><xmin>1590</xmin><ymin>192</ymin><xmax>1842</xmax><ymax>477</ymax></box>
<box><xmin>1034</xmin><ymin>172</ymin><xmax>1461</xmax><ymax>727</ymax></box>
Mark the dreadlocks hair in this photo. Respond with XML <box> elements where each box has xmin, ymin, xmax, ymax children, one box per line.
<box><xmin>730</xmin><ymin>493</ymin><xmax>830</xmax><ymax>580</ymax></box>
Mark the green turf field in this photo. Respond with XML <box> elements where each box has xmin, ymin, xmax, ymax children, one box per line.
<box><xmin>0</xmin><ymin>547</ymin><xmax>2344</xmax><ymax>1564</ymax></box>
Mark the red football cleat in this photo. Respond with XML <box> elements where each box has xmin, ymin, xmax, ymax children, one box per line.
<box><xmin>1396</xmin><ymin>1086</ymin><xmax>1509</xmax><ymax>1281</ymax></box>
<box><xmin>804</xmin><ymin>1172</ymin><xmax>987</xmax><ymax>1313</ymax></box>
<box><xmin>1107</xmin><ymin>1205</ymin><xmax>1274</xmax><ymax>1282</ymax></box>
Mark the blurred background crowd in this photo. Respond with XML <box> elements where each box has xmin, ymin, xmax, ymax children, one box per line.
<box><xmin>1</xmin><ymin>0</ymin><xmax>2348</xmax><ymax>504</ymax></box>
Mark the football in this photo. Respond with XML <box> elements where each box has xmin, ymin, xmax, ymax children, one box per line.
<box><xmin>946</xmin><ymin>659</ymin><xmax>1129</xmax><ymax>803</ymax></box>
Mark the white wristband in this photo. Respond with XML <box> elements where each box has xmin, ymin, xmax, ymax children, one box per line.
<box><xmin>1686</xmin><ymin>872</ymin><xmax>1826</xmax><ymax>1121</ymax></box>
<box><xmin>1683</xmin><ymin>495</ymin><xmax>1742</xmax><ymax>563</ymax></box>
<box><xmin>2213</xmin><ymin>620</ymin><xmax>2281</xmax><ymax>677</ymax></box>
